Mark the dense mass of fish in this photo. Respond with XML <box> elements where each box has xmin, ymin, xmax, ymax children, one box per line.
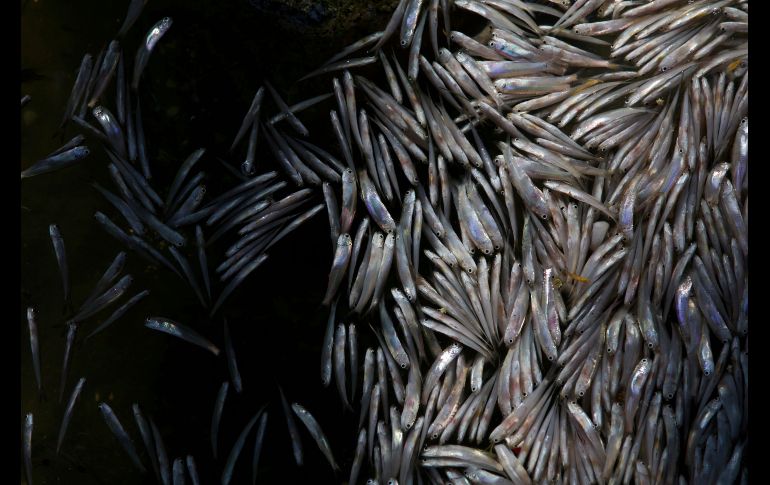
<box><xmin>22</xmin><ymin>0</ymin><xmax>748</xmax><ymax>483</ymax></box>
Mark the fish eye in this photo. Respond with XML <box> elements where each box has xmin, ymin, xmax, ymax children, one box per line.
<box><xmin>541</xmin><ymin>214</ymin><xmax>548</xmax><ymax>220</ymax></box>
<box><xmin>400</xmin><ymin>40</ymin><xmax>407</xmax><ymax>47</ymax></box>
<box><xmin>401</xmin><ymin>363</ymin><xmax>407</xmax><ymax>369</ymax></box>
<box><xmin>577</xmin><ymin>390</ymin><xmax>584</xmax><ymax>397</ymax></box>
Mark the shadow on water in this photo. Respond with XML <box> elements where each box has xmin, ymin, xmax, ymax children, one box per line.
<box><xmin>21</xmin><ymin>0</ymin><xmax>398</xmax><ymax>483</ymax></box>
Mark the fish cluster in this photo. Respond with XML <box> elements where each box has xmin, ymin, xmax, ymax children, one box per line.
<box><xmin>22</xmin><ymin>0</ymin><xmax>748</xmax><ymax>484</ymax></box>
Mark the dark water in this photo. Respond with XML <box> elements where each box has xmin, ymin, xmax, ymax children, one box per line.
<box><xmin>21</xmin><ymin>1</ymin><xmax>397</xmax><ymax>483</ymax></box>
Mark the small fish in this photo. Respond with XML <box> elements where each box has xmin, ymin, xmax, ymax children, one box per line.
<box><xmin>231</xmin><ymin>87</ymin><xmax>265</xmax><ymax>153</ymax></box>
<box><xmin>59</xmin><ymin>54</ymin><xmax>92</xmax><ymax>128</ymax></box>
<box><xmin>150</xmin><ymin>418</ymin><xmax>171</xmax><ymax>485</ymax></box>
<box><xmin>118</xmin><ymin>0</ymin><xmax>149</xmax><ymax>37</ymax></box>
<box><xmin>348</xmin><ymin>323</ymin><xmax>359</xmax><ymax>401</ymax></box>
<box><xmin>172</xmin><ymin>458</ymin><xmax>186</xmax><ymax>485</ymax></box>
<box><xmin>26</xmin><ymin>308</ymin><xmax>42</xmax><ymax>394</ymax></box>
<box><xmin>224</xmin><ymin>319</ymin><xmax>243</xmax><ymax>393</ymax></box>
<box><xmin>349</xmin><ymin>428</ymin><xmax>367</xmax><ymax>485</ymax></box>
<box><xmin>265</xmin><ymin>80</ymin><xmax>309</xmax><ymax>137</ymax></box>
<box><xmin>279</xmin><ymin>386</ymin><xmax>304</xmax><ymax>466</ymax></box>
<box><xmin>323</xmin><ymin>234</ymin><xmax>353</xmax><ymax>306</ymax></box>
<box><xmin>24</xmin><ymin>413</ymin><xmax>33</xmax><ymax>485</ymax></box>
<box><xmin>334</xmin><ymin>323</ymin><xmax>352</xmax><ymax>410</ymax></box>
<box><xmin>211</xmin><ymin>382</ymin><xmax>229</xmax><ymax>459</ymax></box>
<box><xmin>251</xmin><ymin>412</ymin><xmax>268</xmax><ymax>485</ymax></box>
<box><xmin>133</xmin><ymin>404</ymin><xmax>161</xmax><ymax>483</ymax></box>
<box><xmin>209</xmin><ymin>254</ymin><xmax>269</xmax><ymax>316</ymax></box>
<box><xmin>88</xmin><ymin>41</ymin><xmax>121</xmax><ymax>108</ymax></box>
<box><xmin>87</xmin><ymin>290</ymin><xmax>149</xmax><ymax>341</ymax></box>
<box><xmin>21</xmin><ymin>146</ymin><xmax>90</xmax><ymax>179</ymax></box>
<box><xmin>132</xmin><ymin>17</ymin><xmax>173</xmax><ymax>90</ymax></box>
<box><xmin>98</xmin><ymin>402</ymin><xmax>146</xmax><ymax>472</ymax></box>
<box><xmin>291</xmin><ymin>403</ymin><xmax>340</xmax><ymax>472</ymax></box>
<box><xmin>166</xmin><ymin>148</ymin><xmax>206</xmax><ymax>211</ymax></box>
<box><xmin>359</xmin><ymin>169</ymin><xmax>397</xmax><ymax>233</ymax></box>
<box><xmin>134</xmin><ymin>96</ymin><xmax>151</xmax><ymax>178</ymax></box>
<box><xmin>73</xmin><ymin>274</ymin><xmax>133</xmax><ymax>323</ymax></box>
<box><xmin>221</xmin><ymin>405</ymin><xmax>267</xmax><ymax>485</ymax></box>
<box><xmin>57</xmin><ymin>377</ymin><xmax>86</xmax><ymax>454</ymax></box>
<box><xmin>299</xmin><ymin>56</ymin><xmax>378</xmax><ymax>82</ymax></box>
<box><xmin>145</xmin><ymin>317</ymin><xmax>220</xmax><ymax>355</ymax></box>
<box><xmin>186</xmin><ymin>456</ymin><xmax>201</xmax><ymax>485</ymax></box>
<box><xmin>58</xmin><ymin>323</ymin><xmax>77</xmax><ymax>402</ymax></box>
<box><xmin>93</xmin><ymin>105</ymin><xmax>127</xmax><ymax>159</ymax></box>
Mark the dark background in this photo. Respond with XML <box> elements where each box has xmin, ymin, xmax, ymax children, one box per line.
<box><xmin>21</xmin><ymin>0</ymin><xmax>399</xmax><ymax>483</ymax></box>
